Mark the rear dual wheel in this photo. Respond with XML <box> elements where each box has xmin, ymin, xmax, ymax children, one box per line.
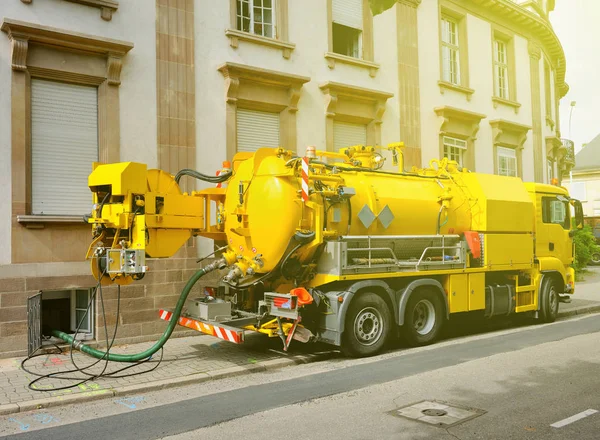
<box><xmin>402</xmin><ymin>289</ymin><xmax>444</xmax><ymax>347</ymax></box>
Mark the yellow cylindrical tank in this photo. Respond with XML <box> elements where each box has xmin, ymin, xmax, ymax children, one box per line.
<box><xmin>223</xmin><ymin>148</ymin><xmax>473</xmax><ymax>275</ymax></box>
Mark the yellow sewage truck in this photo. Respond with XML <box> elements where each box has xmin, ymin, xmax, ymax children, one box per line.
<box><xmin>68</xmin><ymin>144</ymin><xmax>583</xmax><ymax>358</ymax></box>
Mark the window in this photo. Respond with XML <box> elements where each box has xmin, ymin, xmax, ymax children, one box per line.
<box><xmin>334</xmin><ymin>121</ymin><xmax>367</xmax><ymax>150</ymax></box>
<box><xmin>443</xmin><ymin>136</ymin><xmax>466</xmax><ymax>166</ymax></box>
<box><xmin>441</xmin><ymin>17</ymin><xmax>460</xmax><ymax>85</ymax></box>
<box><xmin>31</xmin><ymin>79</ymin><xmax>99</xmax><ymax>216</ymax></box>
<box><xmin>494</xmin><ymin>39</ymin><xmax>509</xmax><ymax>99</ymax></box>
<box><xmin>41</xmin><ymin>289</ymin><xmax>94</xmax><ymax>340</ymax></box>
<box><xmin>547</xmin><ymin>160</ymin><xmax>554</xmax><ymax>182</ymax></box>
<box><xmin>237</xmin><ymin>0</ymin><xmax>275</xmax><ymax>38</ymax></box>
<box><xmin>496</xmin><ymin>146</ymin><xmax>517</xmax><ymax>177</ymax></box>
<box><xmin>332</xmin><ymin>0</ymin><xmax>363</xmax><ymax>59</ymax></box>
<box><xmin>236</xmin><ymin>108</ymin><xmax>280</xmax><ymax>153</ymax></box>
<box><xmin>542</xmin><ymin>197</ymin><xmax>570</xmax><ymax>229</ymax></box>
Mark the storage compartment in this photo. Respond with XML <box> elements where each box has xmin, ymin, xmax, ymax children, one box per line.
<box><xmin>468</xmin><ymin>273</ymin><xmax>485</xmax><ymax>311</ymax></box>
<box><xmin>446</xmin><ymin>274</ymin><xmax>468</xmax><ymax>313</ymax></box>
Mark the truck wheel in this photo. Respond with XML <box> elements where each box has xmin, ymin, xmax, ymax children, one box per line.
<box><xmin>539</xmin><ymin>277</ymin><xmax>559</xmax><ymax>323</ymax></box>
<box><xmin>402</xmin><ymin>289</ymin><xmax>444</xmax><ymax>347</ymax></box>
<box><xmin>341</xmin><ymin>292</ymin><xmax>391</xmax><ymax>358</ymax></box>
<box><xmin>591</xmin><ymin>252</ymin><xmax>600</xmax><ymax>266</ymax></box>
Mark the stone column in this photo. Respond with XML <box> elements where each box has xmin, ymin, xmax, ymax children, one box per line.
<box><xmin>396</xmin><ymin>0</ymin><xmax>422</xmax><ymax>170</ymax></box>
<box><xmin>528</xmin><ymin>41</ymin><xmax>544</xmax><ymax>183</ymax></box>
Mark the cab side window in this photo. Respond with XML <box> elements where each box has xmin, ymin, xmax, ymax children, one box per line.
<box><xmin>542</xmin><ymin>197</ymin><xmax>570</xmax><ymax>229</ymax></box>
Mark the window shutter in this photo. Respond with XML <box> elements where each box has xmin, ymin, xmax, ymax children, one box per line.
<box><xmin>236</xmin><ymin>108</ymin><xmax>280</xmax><ymax>153</ymax></box>
<box><xmin>31</xmin><ymin>79</ymin><xmax>98</xmax><ymax>216</ymax></box>
<box><xmin>332</xmin><ymin>0</ymin><xmax>363</xmax><ymax>30</ymax></box>
<box><xmin>333</xmin><ymin>121</ymin><xmax>367</xmax><ymax>150</ymax></box>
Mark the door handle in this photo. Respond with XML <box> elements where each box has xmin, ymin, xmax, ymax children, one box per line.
<box><xmin>549</xmin><ymin>242</ymin><xmax>554</xmax><ymax>251</ymax></box>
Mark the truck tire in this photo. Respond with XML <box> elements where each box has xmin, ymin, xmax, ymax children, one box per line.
<box><xmin>402</xmin><ymin>289</ymin><xmax>444</xmax><ymax>347</ymax></box>
<box><xmin>539</xmin><ymin>277</ymin><xmax>559</xmax><ymax>323</ymax></box>
<box><xmin>590</xmin><ymin>252</ymin><xmax>600</xmax><ymax>266</ymax></box>
<box><xmin>341</xmin><ymin>292</ymin><xmax>391</xmax><ymax>358</ymax></box>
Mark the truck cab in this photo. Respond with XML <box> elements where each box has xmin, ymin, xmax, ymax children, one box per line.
<box><xmin>525</xmin><ymin>183</ymin><xmax>583</xmax><ymax>294</ymax></box>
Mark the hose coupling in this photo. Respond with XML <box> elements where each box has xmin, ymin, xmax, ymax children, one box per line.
<box><xmin>223</xmin><ymin>266</ymin><xmax>244</xmax><ymax>284</ymax></box>
<box><xmin>203</xmin><ymin>258</ymin><xmax>227</xmax><ymax>273</ymax></box>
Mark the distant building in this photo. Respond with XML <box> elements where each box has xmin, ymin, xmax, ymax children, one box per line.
<box><xmin>564</xmin><ymin>135</ymin><xmax>600</xmax><ymax>217</ymax></box>
<box><xmin>0</xmin><ymin>0</ymin><xmax>570</xmax><ymax>357</ymax></box>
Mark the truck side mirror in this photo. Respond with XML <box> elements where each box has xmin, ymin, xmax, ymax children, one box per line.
<box><xmin>570</xmin><ymin>199</ymin><xmax>584</xmax><ymax>230</ymax></box>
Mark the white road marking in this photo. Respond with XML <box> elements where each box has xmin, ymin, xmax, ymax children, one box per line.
<box><xmin>551</xmin><ymin>409</ymin><xmax>598</xmax><ymax>428</ymax></box>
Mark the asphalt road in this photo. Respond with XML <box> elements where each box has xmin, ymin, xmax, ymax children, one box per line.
<box><xmin>1</xmin><ymin>313</ymin><xmax>600</xmax><ymax>440</ymax></box>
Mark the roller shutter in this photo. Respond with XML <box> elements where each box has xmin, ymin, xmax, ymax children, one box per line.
<box><xmin>332</xmin><ymin>0</ymin><xmax>363</xmax><ymax>30</ymax></box>
<box><xmin>333</xmin><ymin>121</ymin><xmax>367</xmax><ymax>150</ymax></box>
<box><xmin>31</xmin><ymin>79</ymin><xmax>98</xmax><ymax>215</ymax></box>
<box><xmin>236</xmin><ymin>108</ymin><xmax>280</xmax><ymax>153</ymax></box>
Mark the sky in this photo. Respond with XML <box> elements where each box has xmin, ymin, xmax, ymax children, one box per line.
<box><xmin>551</xmin><ymin>1</ymin><xmax>600</xmax><ymax>153</ymax></box>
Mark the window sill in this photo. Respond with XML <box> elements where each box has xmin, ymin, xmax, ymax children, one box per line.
<box><xmin>17</xmin><ymin>215</ymin><xmax>87</xmax><ymax>229</ymax></box>
<box><xmin>324</xmin><ymin>52</ymin><xmax>380</xmax><ymax>78</ymax></box>
<box><xmin>492</xmin><ymin>96</ymin><xmax>521</xmax><ymax>114</ymax></box>
<box><xmin>63</xmin><ymin>0</ymin><xmax>119</xmax><ymax>21</ymax></box>
<box><xmin>225</xmin><ymin>29</ymin><xmax>295</xmax><ymax>59</ymax></box>
<box><xmin>438</xmin><ymin>81</ymin><xmax>475</xmax><ymax>101</ymax></box>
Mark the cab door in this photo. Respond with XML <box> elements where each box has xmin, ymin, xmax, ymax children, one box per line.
<box><xmin>540</xmin><ymin>195</ymin><xmax>572</xmax><ymax>265</ymax></box>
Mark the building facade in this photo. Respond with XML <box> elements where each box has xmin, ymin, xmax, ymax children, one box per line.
<box><xmin>0</xmin><ymin>0</ymin><xmax>570</xmax><ymax>357</ymax></box>
<box><xmin>564</xmin><ymin>136</ymin><xmax>600</xmax><ymax>218</ymax></box>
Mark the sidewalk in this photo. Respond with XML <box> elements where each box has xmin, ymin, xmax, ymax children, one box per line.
<box><xmin>0</xmin><ymin>270</ymin><xmax>599</xmax><ymax>417</ymax></box>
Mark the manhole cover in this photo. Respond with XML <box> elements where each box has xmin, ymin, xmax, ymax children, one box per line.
<box><xmin>388</xmin><ymin>400</ymin><xmax>486</xmax><ymax>428</ymax></box>
<box><xmin>422</xmin><ymin>409</ymin><xmax>448</xmax><ymax>417</ymax></box>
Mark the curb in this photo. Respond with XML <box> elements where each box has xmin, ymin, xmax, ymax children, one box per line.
<box><xmin>0</xmin><ymin>352</ymin><xmax>333</xmax><ymax>416</ymax></box>
<box><xmin>557</xmin><ymin>304</ymin><xmax>600</xmax><ymax>319</ymax></box>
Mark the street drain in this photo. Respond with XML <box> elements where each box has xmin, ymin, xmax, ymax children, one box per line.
<box><xmin>388</xmin><ymin>400</ymin><xmax>486</xmax><ymax>428</ymax></box>
<box><xmin>422</xmin><ymin>409</ymin><xmax>448</xmax><ymax>417</ymax></box>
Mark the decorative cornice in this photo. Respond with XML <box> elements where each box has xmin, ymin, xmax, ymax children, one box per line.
<box><xmin>489</xmin><ymin>119</ymin><xmax>531</xmax><ymax>149</ymax></box>
<box><xmin>65</xmin><ymin>0</ymin><xmax>118</xmax><ymax>21</ymax></box>
<box><xmin>1</xmin><ymin>19</ymin><xmax>133</xmax><ymax>55</ymax></box>
<box><xmin>106</xmin><ymin>53</ymin><xmax>123</xmax><ymax>85</ymax></box>
<box><xmin>1</xmin><ymin>19</ymin><xmax>132</xmax><ymax>84</ymax></box>
<box><xmin>218</xmin><ymin>62</ymin><xmax>310</xmax><ymax>88</ymax></box>
<box><xmin>438</xmin><ymin>81</ymin><xmax>475</xmax><ymax>101</ymax></box>
<box><xmin>8</xmin><ymin>36</ymin><xmax>28</xmax><ymax>71</ymax></box>
<box><xmin>319</xmin><ymin>82</ymin><xmax>394</xmax><ymax>123</ymax></box>
<box><xmin>545</xmin><ymin>135</ymin><xmax>563</xmax><ymax>160</ymax></box>
<box><xmin>319</xmin><ymin>81</ymin><xmax>394</xmax><ymax>101</ymax></box>
<box><xmin>397</xmin><ymin>0</ymin><xmax>421</xmax><ymax>7</ymax></box>
<box><xmin>218</xmin><ymin>63</ymin><xmax>309</xmax><ymax>110</ymax></box>
<box><xmin>225</xmin><ymin>29</ymin><xmax>295</xmax><ymax>59</ymax></box>
<box><xmin>20</xmin><ymin>0</ymin><xmax>118</xmax><ymax>21</ymax></box>
<box><xmin>435</xmin><ymin>106</ymin><xmax>486</xmax><ymax>140</ymax></box>
<box><xmin>434</xmin><ymin>106</ymin><xmax>486</xmax><ymax>123</ymax></box>
<box><xmin>324</xmin><ymin>52</ymin><xmax>380</xmax><ymax>78</ymax></box>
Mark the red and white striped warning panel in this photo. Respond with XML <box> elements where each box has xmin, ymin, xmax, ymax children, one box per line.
<box><xmin>159</xmin><ymin>309</ymin><xmax>244</xmax><ymax>344</ymax></box>
<box><xmin>301</xmin><ymin>157</ymin><xmax>309</xmax><ymax>202</ymax></box>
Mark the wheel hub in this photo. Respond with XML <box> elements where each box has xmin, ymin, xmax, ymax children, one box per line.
<box><xmin>354</xmin><ymin>307</ymin><xmax>383</xmax><ymax>346</ymax></box>
<box><xmin>412</xmin><ymin>299</ymin><xmax>436</xmax><ymax>335</ymax></box>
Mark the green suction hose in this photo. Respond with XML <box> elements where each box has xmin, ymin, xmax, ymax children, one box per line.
<box><xmin>51</xmin><ymin>258</ymin><xmax>226</xmax><ymax>363</ymax></box>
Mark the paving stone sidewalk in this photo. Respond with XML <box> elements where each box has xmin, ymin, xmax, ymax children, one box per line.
<box><xmin>0</xmin><ymin>331</ymin><xmax>334</xmax><ymax>415</ymax></box>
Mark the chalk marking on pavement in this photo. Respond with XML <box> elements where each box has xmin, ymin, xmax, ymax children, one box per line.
<box><xmin>8</xmin><ymin>418</ymin><xmax>29</xmax><ymax>431</ymax></box>
<box><xmin>550</xmin><ymin>409</ymin><xmax>598</xmax><ymax>428</ymax></box>
<box><xmin>115</xmin><ymin>396</ymin><xmax>145</xmax><ymax>409</ymax></box>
